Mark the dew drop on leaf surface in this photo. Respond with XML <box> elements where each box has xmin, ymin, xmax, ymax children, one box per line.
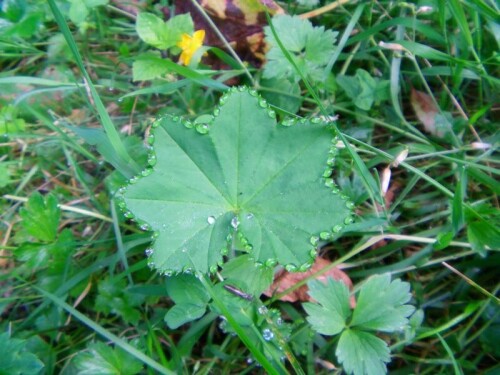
<box><xmin>262</xmin><ymin>328</ymin><xmax>274</xmax><ymax>341</ymax></box>
<box><xmin>231</xmin><ymin>216</ymin><xmax>239</xmax><ymax>229</ymax></box>
<box><xmin>258</xmin><ymin>305</ymin><xmax>268</xmax><ymax>315</ymax></box>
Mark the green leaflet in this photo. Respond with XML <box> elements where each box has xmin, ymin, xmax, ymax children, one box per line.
<box><xmin>118</xmin><ymin>87</ymin><xmax>353</xmax><ymax>274</ymax></box>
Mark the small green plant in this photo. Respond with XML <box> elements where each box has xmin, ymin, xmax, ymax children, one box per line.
<box><xmin>305</xmin><ymin>275</ymin><xmax>415</xmax><ymax>375</ymax></box>
<box><xmin>2</xmin><ymin>0</ymin><xmax>499</xmax><ymax>374</ymax></box>
<box><xmin>0</xmin><ymin>332</ymin><xmax>45</xmax><ymax>375</ymax></box>
<box><xmin>264</xmin><ymin>14</ymin><xmax>338</xmax><ymax>83</ymax></box>
<box><xmin>118</xmin><ymin>87</ymin><xmax>417</xmax><ymax>374</ymax></box>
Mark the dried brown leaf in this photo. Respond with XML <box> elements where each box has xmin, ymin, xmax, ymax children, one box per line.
<box><xmin>264</xmin><ymin>257</ymin><xmax>355</xmax><ymax>307</ymax></box>
<box><xmin>410</xmin><ymin>87</ymin><xmax>439</xmax><ymax>135</ymax></box>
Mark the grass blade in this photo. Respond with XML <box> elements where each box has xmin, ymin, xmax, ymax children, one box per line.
<box><xmin>33</xmin><ymin>285</ymin><xmax>175</xmax><ymax>375</ymax></box>
<box><xmin>47</xmin><ymin>0</ymin><xmax>141</xmax><ymax>178</ymax></box>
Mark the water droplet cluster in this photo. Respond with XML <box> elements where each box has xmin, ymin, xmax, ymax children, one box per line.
<box><xmin>300</xmin><ymin>133</ymin><xmax>357</xmax><ymax>265</ymax></box>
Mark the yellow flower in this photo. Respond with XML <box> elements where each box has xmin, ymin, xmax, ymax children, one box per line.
<box><xmin>177</xmin><ymin>30</ymin><xmax>205</xmax><ymax>66</ymax></box>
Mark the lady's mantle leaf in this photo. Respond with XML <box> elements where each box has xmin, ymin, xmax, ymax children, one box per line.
<box><xmin>120</xmin><ymin>88</ymin><xmax>352</xmax><ymax>274</ymax></box>
<box><xmin>336</xmin><ymin>329</ymin><xmax>390</xmax><ymax>375</ymax></box>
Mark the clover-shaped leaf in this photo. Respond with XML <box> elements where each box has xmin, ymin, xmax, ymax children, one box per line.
<box><xmin>119</xmin><ymin>88</ymin><xmax>353</xmax><ymax>274</ymax></box>
<box><xmin>304</xmin><ymin>274</ymin><xmax>416</xmax><ymax>375</ymax></box>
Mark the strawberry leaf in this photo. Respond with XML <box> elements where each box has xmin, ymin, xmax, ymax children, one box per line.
<box><xmin>119</xmin><ymin>87</ymin><xmax>353</xmax><ymax>274</ymax></box>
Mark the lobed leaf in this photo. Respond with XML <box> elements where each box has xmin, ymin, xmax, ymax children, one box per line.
<box><xmin>351</xmin><ymin>274</ymin><xmax>415</xmax><ymax>332</ymax></box>
<box><xmin>0</xmin><ymin>333</ymin><xmax>45</xmax><ymax>375</ymax></box>
<box><xmin>72</xmin><ymin>342</ymin><xmax>143</xmax><ymax>375</ymax></box>
<box><xmin>264</xmin><ymin>15</ymin><xmax>338</xmax><ymax>82</ymax></box>
<box><xmin>119</xmin><ymin>88</ymin><xmax>353</xmax><ymax>274</ymax></box>
<box><xmin>19</xmin><ymin>192</ymin><xmax>60</xmax><ymax>242</ymax></box>
<box><xmin>303</xmin><ymin>278</ymin><xmax>351</xmax><ymax>335</ymax></box>
<box><xmin>336</xmin><ymin>329</ymin><xmax>390</xmax><ymax>375</ymax></box>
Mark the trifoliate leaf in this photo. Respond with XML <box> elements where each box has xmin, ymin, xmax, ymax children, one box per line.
<box><xmin>351</xmin><ymin>274</ymin><xmax>415</xmax><ymax>332</ymax></box>
<box><xmin>72</xmin><ymin>342</ymin><xmax>142</xmax><ymax>375</ymax></box>
<box><xmin>119</xmin><ymin>88</ymin><xmax>353</xmax><ymax>274</ymax></box>
<box><xmin>303</xmin><ymin>278</ymin><xmax>351</xmax><ymax>335</ymax></box>
<box><xmin>19</xmin><ymin>192</ymin><xmax>60</xmax><ymax>242</ymax></box>
<box><xmin>336</xmin><ymin>69</ymin><xmax>378</xmax><ymax>111</ymax></box>
<box><xmin>264</xmin><ymin>15</ymin><xmax>338</xmax><ymax>82</ymax></box>
<box><xmin>336</xmin><ymin>329</ymin><xmax>390</xmax><ymax>375</ymax></box>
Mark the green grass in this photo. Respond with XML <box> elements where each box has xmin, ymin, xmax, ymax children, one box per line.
<box><xmin>1</xmin><ymin>0</ymin><xmax>499</xmax><ymax>374</ymax></box>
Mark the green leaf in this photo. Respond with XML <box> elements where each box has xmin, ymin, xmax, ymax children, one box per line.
<box><xmin>68</xmin><ymin>0</ymin><xmax>89</xmax><ymax>25</ymax></box>
<box><xmin>15</xmin><ymin>228</ymin><xmax>75</xmax><ymax>271</ymax></box>
<box><xmin>336</xmin><ymin>329</ymin><xmax>390</xmax><ymax>375</ymax></box>
<box><xmin>0</xmin><ymin>0</ymin><xmax>26</xmax><ymax>22</ymax></box>
<box><xmin>72</xmin><ymin>342</ymin><xmax>143</xmax><ymax>375</ymax></box>
<box><xmin>164</xmin><ymin>13</ymin><xmax>194</xmax><ymax>48</ymax></box>
<box><xmin>0</xmin><ymin>163</ymin><xmax>11</xmax><ymax>188</ymax></box>
<box><xmin>120</xmin><ymin>88</ymin><xmax>352</xmax><ymax>274</ymax></box>
<box><xmin>303</xmin><ymin>278</ymin><xmax>351</xmax><ymax>335</ymax></box>
<box><xmin>351</xmin><ymin>274</ymin><xmax>415</xmax><ymax>332</ymax></box>
<box><xmin>136</xmin><ymin>13</ymin><xmax>193</xmax><ymax>50</ymax></box>
<box><xmin>95</xmin><ymin>278</ymin><xmax>145</xmax><ymax>325</ymax></box>
<box><xmin>260</xmin><ymin>77</ymin><xmax>302</xmax><ymax>114</ymax></box>
<box><xmin>165</xmin><ymin>304</ymin><xmax>208</xmax><ymax>329</ymax></box>
<box><xmin>0</xmin><ymin>333</ymin><xmax>44</xmax><ymax>375</ymax></box>
<box><xmin>164</xmin><ymin>274</ymin><xmax>211</xmax><ymax>328</ymax></box>
<box><xmin>355</xmin><ymin>69</ymin><xmax>377</xmax><ymax>111</ymax></box>
<box><xmin>132</xmin><ymin>54</ymin><xmax>170</xmax><ymax>81</ymax></box>
<box><xmin>166</xmin><ymin>273</ymin><xmax>210</xmax><ymax>305</ymax></box>
<box><xmin>136</xmin><ymin>12</ymin><xmax>169</xmax><ymax>49</ymax></box>
<box><xmin>336</xmin><ymin>74</ymin><xmax>360</xmax><ymax>100</ymax></box>
<box><xmin>337</xmin><ymin>69</ymin><xmax>378</xmax><ymax>111</ymax></box>
<box><xmin>0</xmin><ymin>105</ymin><xmax>26</xmax><ymax>135</ymax></box>
<box><xmin>19</xmin><ymin>192</ymin><xmax>60</xmax><ymax>242</ymax></box>
<box><xmin>264</xmin><ymin>15</ymin><xmax>338</xmax><ymax>82</ymax></box>
<box><xmin>433</xmin><ymin>231</ymin><xmax>454</xmax><ymax>250</ymax></box>
<box><xmin>468</xmin><ymin>220</ymin><xmax>500</xmax><ymax>256</ymax></box>
<box><xmin>132</xmin><ymin>54</ymin><xmax>228</xmax><ymax>89</ymax></box>
<box><xmin>221</xmin><ymin>255</ymin><xmax>274</xmax><ymax>296</ymax></box>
